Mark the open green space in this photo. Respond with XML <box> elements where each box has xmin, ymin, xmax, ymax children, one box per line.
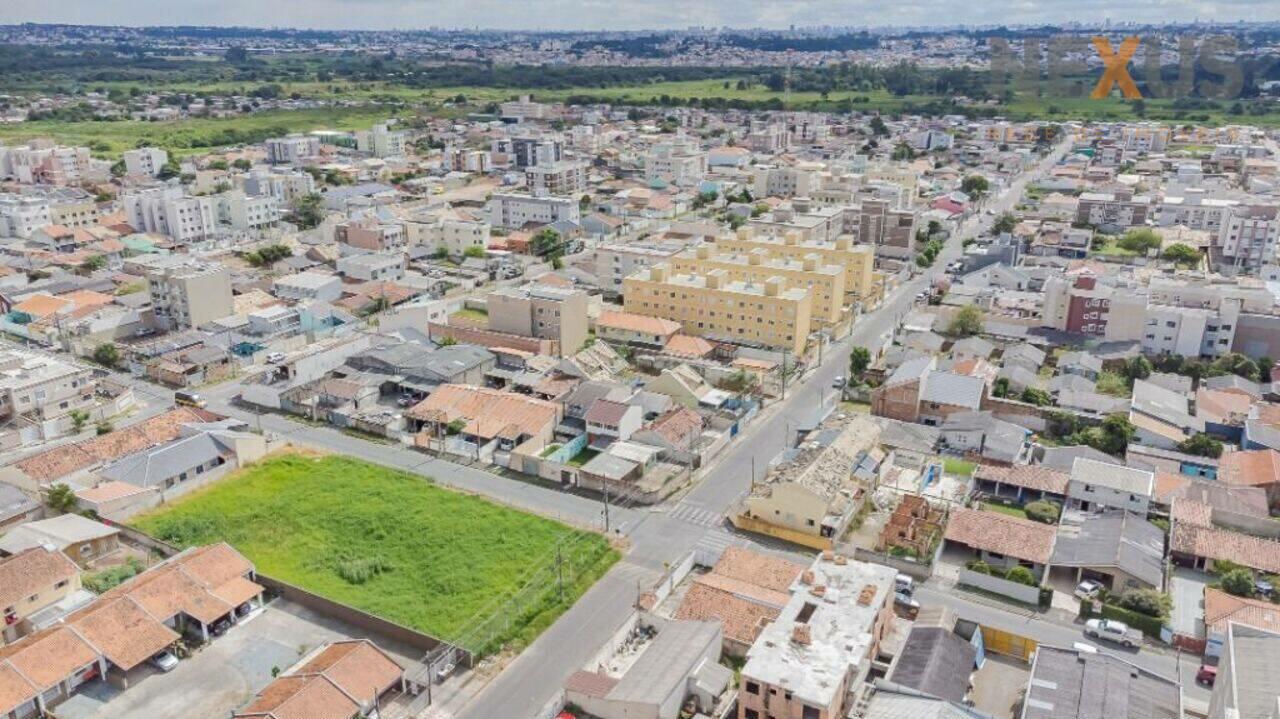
<box><xmin>980</xmin><ymin>502</ymin><xmax>1029</xmax><ymax>520</ymax></box>
<box><xmin>942</xmin><ymin>457</ymin><xmax>976</xmax><ymax>477</ymax></box>
<box><xmin>0</xmin><ymin>106</ymin><xmax>406</xmax><ymax>158</ymax></box>
<box><xmin>132</xmin><ymin>453</ymin><xmax>618</xmax><ymax>655</ymax></box>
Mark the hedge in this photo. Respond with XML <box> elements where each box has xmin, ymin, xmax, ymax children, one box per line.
<box><xmin>1085</xmin><ymin>602</ymin><xmax>1165</xmax><ymax>639</ymax></box>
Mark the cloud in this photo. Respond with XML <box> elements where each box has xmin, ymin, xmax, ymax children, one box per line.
<box><xmin>2</xmin><ymin>0</ymin><xmax>1279</xmax><ymax>30</ymax></box>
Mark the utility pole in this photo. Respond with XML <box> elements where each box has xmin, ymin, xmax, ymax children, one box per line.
<box><xmin>556</xmin><ymin>547</ymin><xmax>565</xmax><ymax>603</ymax></box>
<box><xmin>781</xmin><ymin>348</ymin><xmax>789</xmax><ymax>399</ymax></box>
<box><xmin>602</xmin><ymin>479</ymin><xmax>610</xmax><ymax>533</ymax></box>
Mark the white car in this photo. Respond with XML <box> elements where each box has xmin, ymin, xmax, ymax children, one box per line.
<box><xmin>265</xmin><ymin>352</ymin><xmax>285</xmax><ymax>364</ymax></box>
<box><xmin>1084</xmin><ymin>618</ymin><xmax>1141</xmax><ymax>648</ymax></box>
<box><xmin>149</xmin><ymin>650</ymin><xmax>179</xmax><ymax>672</ymax></box>
<box><xmin>1074</xmin><ymin>579</ymin><xmax>1104</xmax><ymax>601</ymax></box>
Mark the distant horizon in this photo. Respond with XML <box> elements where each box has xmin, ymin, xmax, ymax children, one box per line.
<box><xmin>3</xmin><ymin>1</ymin><xmax>1279</xmax><ymax>34</ymax></box>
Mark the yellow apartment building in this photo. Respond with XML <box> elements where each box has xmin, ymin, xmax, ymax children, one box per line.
<box><xmin>623</xmin><ymin>264</ymin><xmax>812</xmax><ymax>355</ymax></box>
<box><xmin>716</xmin><ymin>227</ymin><xmax>880</xmax><ymax>308</ymax></box>
<box><xmin>668</xmin><ymin>245</ymin><xmax>846</xmax><ymax>327</ymax></box>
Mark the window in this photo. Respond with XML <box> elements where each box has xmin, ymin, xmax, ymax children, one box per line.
<box><xmin>803</xmin><ymin>707</ymin><xmax>821</xmax><ymax>719</ymax></box>
<box><xmin>745</xmin><ymin>681</ymin><xmax>760</xmax><ymax>695</ymax></box>
<box><xmin>55</xmin><ymin>580</ymin><xmax>68</xmax><ymax>589</ymax></box>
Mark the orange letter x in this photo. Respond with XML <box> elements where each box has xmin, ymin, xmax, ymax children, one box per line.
<box><xmin>1091</xmin><ymin>36</ymin><xmax>1142</xmax><ymax>99</ymax></box>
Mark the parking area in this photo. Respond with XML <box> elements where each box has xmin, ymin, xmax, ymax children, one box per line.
<box><xmin>56</xmin><ymin>598</ymin><xmax>423</xmax><ymax>719</ymax></box>
<box><xmin>970</xmin><ymin>654</ymin><xmax>1031</xmax><ymax>719</ymax></box>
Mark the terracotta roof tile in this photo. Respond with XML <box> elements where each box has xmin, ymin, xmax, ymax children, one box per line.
<box><xmin>596</xmin><ymin>310</ymin><xmax>680</xmax><ymax>336</ymax></box>
<box><xmin>564</xmin><ymin>670</ymin><xmax>619</xmax><ymax>699</ymax></box>
<box><xmin>236</xmin><ymin>675</ymin><xmax>359</xmax><ymax>719</ymax></box>
<box><xmin>1219</xmin><ymin>449</ymin><xmax>1280</xmax><ymax>488</ymax></box>
<box><xmin>973</xmin><ymin>464</ymin><xmax>1070</xmax><ymax>494</ymax></box>
<box><xmin>1203</xmin><ymin>586</ymin><xmax>1280</xmax><ymax>635</ymax></box>
<box><xmin>0</xmin><ymin>627</ymin><xmax>98</xmax><ymax>691</ymax></box>
<box><xmin>407</xmin><ymin>385</ymin><xmax>558</xmax><ymax>441</ymax></box>
<box><xmin>1171</xmin><ymin>523</ymin><xmax>1280</xmax><ymax>575</ymax></box>
<box><xmin>69</xmin><ymin>597</ymin><xmax>179</xmax><ymax>670</ymax></box>
<box><xmin>945</xmin><ymin>507</ymin><xmax>1057</xmax><ymax>565</ymax></box>
<box><xmin>665</xmin><ymin>334</ymin><xmax>715</xmax><ymax>358</ymax></box>
<box><xmin>0</xmin><ymin>546</ymin><xmax>79</xmax><ymax>611</ymax></box>
<box><xmin>0</xmin><ymin>662</ymin><xmax>37</xmax><ymax>716</ymax></box>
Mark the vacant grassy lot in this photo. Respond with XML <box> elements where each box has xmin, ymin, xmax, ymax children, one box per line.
<box><xmin>132</xmin><ymin>453</ymin><xmax>618</xmax><ymax>655</ymax></box>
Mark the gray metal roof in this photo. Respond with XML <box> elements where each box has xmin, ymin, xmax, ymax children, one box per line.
<box><xmin>1051</xmin><ymin>510</ymin><xmax>1166</xmax><ymax>588</ymax></box>
<box><xmin>920</xmin><ymin>371</ymin><xmax>984</xmax><ymax>410</ymax></box>
<box><xmin>1036</xmin><ymin>445</ymin><xmax>1123</xmax><ymax>474</ymax></box>
<box><xmin>888</xmin><ymin>626</ymin><xmax>977</xmax><ymax>703</ymax></box>
<box><xmin>864</xmin><ymin>689</ymin><xmax>994</xmax><ymax>719</ymax></box>
<box><xmin>606</xmin><ymin>620</ymin><xmax>721</xmax><ymax>703</ymax></box>
<box><xmin>98</xmin><ymin>432</ymin><xmax>228</xmax><ymax>489</ymax></box>
<box><xmin>0</xmin><ymin>483</ymin><xmax>38</xmax><ymax>524</ymax></box>
<box><xmin>1023</xmin><ymin>645</ymin><xmax>1181</xmax><ymax>719</ymax></box>
<box><xmin>1220</xmin><ymin>624</ymin><xmax>1280</xmax><ymax>719</ymax></box>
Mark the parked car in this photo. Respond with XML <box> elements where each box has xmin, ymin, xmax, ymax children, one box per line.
<box><xmin>1256</xmin><ymin>578</ymin><xmax>1274</xmax><ymax>597</ymax></box>
<box><xmin>832</xmin><ymin>376</ymin><xmax>846</xmax><ymax>388</ymax></box>
<box><xmin>210</xmin><ymin>617</ymin><xmax>232</xmax><ymax>637</ymax></box>
<box><xmin>265</xmin><ymin>352</ymin><xmax>286</xmax><ymax>363</ymax></box>
<box><xmin>149</xmin><ymin>650</ymin><xmax>179</xmax><ymax>672</ymax></box>
<box><xmin>174</xmin><ymin>391</ymin><xmax>206</xmax><ymax>408</ymax></box>
<box><xmin>1074</xmin><ymin>579</ymin><xmax>1104</xmax><ymax>601</ymax></box>
<box><xmin>895</xmin><ymin>574</ymin><xmax>915</xmax><ymax>596</ymax></box>
<box><xmin>1196</xmin><ymin>664</ymin><xmax>1218</xmax><ymax>686</ymax></box>
<box><xmin>1084</xmin><ymin>618</ymin><xmax>1142</xmax><ymax>648</ymax></box>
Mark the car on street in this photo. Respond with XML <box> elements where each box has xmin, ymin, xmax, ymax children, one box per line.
<box><xmin>149</xmin><ymin>650</ymin><xmax>179</xmax><ymax>672</ymax></box>
<box><xmin>895</xmin><ymin>574</ymin><xmax>915</xmax><ymax>596</ymax></box>
<box><xmin>1084</xmin><ymin>618</ymin><xmax>1142</xmax><ymax>648</ymax></box>
<box><xmin>1196</xmin><ymin>664</ymin><xmax>1218</xmax><ymax>686</ymax></box>
<box><xmin>832</xmin><ymin>376</ymin><xmax>845</xmax><ymax>388</ymax></box>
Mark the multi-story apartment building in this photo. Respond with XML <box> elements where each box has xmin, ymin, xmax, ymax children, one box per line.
<box><xmin>623</xmin><ymin>264</ymin><xmax>812</xmax><ymax>355</ymax></box>
<box><xmin>122</xmin><ymin>147</ymin><xmax>169</xmax><ymax>178</ymax></box>
<box><xmin>646</xmin><ymin>140</ymin><xmax>707</xmax><ymax>188</ymax></box>
<box><xmin>493</xmin><ymin>136</ymin><xmax>563</xmax><ymax>169</ymax></box>
<box><xmin>744</xmin><ymin>123</ymin><xmax>789</xmax><ymax>153</ymax></box>
<box><xmin>403</xmin><ymin>211</ymin><xmax>490</xmax><ymax>257</ymax></box>
<box><xmin>1076</xmin><ymin>190</ymin><xmax>1152</xmax><ymax>229</ymax></box>
<box><xmin>444</xmin><ymin>148</ymin><xmax>491</xmax><ymax>173</ymax></box>
<box><xmin>524</xmin><ymin>161</ymin><xmax>588</xmax><ymax>197</ymax></box>
<box><xmin>5</xmin><ymin>141</ymin><xmax>94</xmax><ymax>185</ymax></box>
<box><xmin>737</xmin><ymin>554</ymin><xmax>897</xmax><ymax>719</ymax></box>
<box><xmin>0</xmin><ymin>194</ymin><xmax>52</xmax><ymax>239</ymax></box>
<box><xmin>336</xmin><ymin>253</ymin><xmax>406</xmax><ymax>282</ymax></box>
<box><xmin>1216</xmin><ymin>205</ymin><xmax>1280</xmax><ymax>273</ymax></box>
<box><xmin>749</xmin><ymin>202</ymin><xmax>846</xmax><ymax>245</ymax></box>
<box><xmin>1120</xmin><ymin>124</ymin><xmax>1171</xmax><ymax>153</ymax></box>
<box><xmin>670</xmin><ymin>245</ymin><xmax>847</xmax><ymax>326</ymax></box>
<box><xmin>0</xmin><ymin>349</ymin><xmax>96</xmax><ymax>423</ymax></box>
<box><xmin>1156</xmin><ymin>190</ymin><xmax>1237</xmax><ymax>231</ymax></box>
<box><xmin>594</xmin><ymin>240</ymin><xmax>689</xmax><ymax>297</ymax></box>
<box><xmin>1042</xmin><ymin>275</ymin><xmax>1113</xmax><ymax>337</ymax></box>
<box><xmin>336</xmin><ymin>215</ymin><xmax>406</xmax><ymax>252</ymax></box>
<box><xmin>243</xmin><ymin>168</ymin><xmax>317</xmax><ymax>205</ymax></box>
<box><xmin>487</xmin><ymin>193</ymin><xmax>581</xmax><ymax>230</ymax></box>
<box><xmin>356</xmin><ymin>122</ymin><xmax>408</xmax><ymax>158</ymax></box>
<box><xmin>851</xmin><ymin>198</ymin><xmax>917</xmax><ymax>253</ymax></box>
<box><xmin>487</xmin><ymin>285</ymin><xmax>590</xmax><ymax>354</ymax></box>
<box><xmin>141</xmin><ymin>256</ymin><xmax>234</xmax><ymax>330</ymax></box>
<box><xmin>265</xmin><ymin>134</ymin><xmax>321</xmax><ymax>164</ymax></box>
<box><xmin>499</xmin><ymin>95</ymin><xmax>552</xmax><ymax>122</ymax></box>
<box><xmin>44</xmin><ymin>188</ymin><xmax>101</xmax><ymax>230</ymax></box>
<box><xmin>124</xmin><ymin>187</ymin><xmax>277</xmax><ymax>243</ymax></box>
<box><xmin>716</xmin><ymin>228</ymin><xmax>878</xmax><ymax>307</ymax></box>
<box><xmin>753</xmin><ymin>164</ymin><xmax>817</xmax><ymax>199</ymax></box>
<box><xmin>974</xmin><ymin>121</ymin><xmax>1039</xmax><ymax>145</ymax></box>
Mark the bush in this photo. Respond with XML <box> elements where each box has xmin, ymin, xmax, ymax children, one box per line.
<box><xmin>1004</xmin><ymin>566</ymin><xmax>1037</xmax><ymax>586</ymax></box>
<box><xmin>335</xmin><ymin>556</ymin><xmax>391</xmax><ymax>585</ymax></box>
<box><xmin>83</xmin><ymin>557</ymin><xmax>146</xmax><ymax>593</ymax></box>
<box><xmin>1024</xmin><ymin>500</ymin><xmax>1061</xmax><ymax>524</ymax></box>
<box><xmin>965</xmin><ymin>559</ymin><xmax>993</xmax><ymax>575</ymax></box>
<box><xmin>1116</xmin><ymin>588</ymin><xmax>1172</xmax><ymax>619</ymax></box>
<box><xmin>1221</xmin><ymin>568</ymin><xmax>1256</xmax><ymax>597</ymax></box>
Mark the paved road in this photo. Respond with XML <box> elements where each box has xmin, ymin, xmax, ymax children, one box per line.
<box><xmin>458</xmin><ymin>143</ymin><xmax>1077</xmax><ymax>718</ymax></box>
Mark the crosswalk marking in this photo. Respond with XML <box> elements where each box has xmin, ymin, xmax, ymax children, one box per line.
<box><xmin>667</xmin><ymin>502</ymin><xmax>724</xmax><ymax>528</ymax></box>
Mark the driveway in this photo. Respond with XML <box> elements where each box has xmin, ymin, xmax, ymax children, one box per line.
<box><xmin>1169</xmin><ymin>567</ymin><xmax>1210</xmax><ymax>640</ymax></box>
<box><xmin>57</xmin><ymin>599</ymin><xmax>420</xmax><ymax>719</ymax></box>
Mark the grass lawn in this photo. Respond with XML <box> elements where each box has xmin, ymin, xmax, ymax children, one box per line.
<box><xmin>449</xmin><ymin>307</ymin><xmax>489</xmax><ymax>324</ymax></box>
<box><xmin>981</xmin><ymin>502</ymin><xmax>1029</xmax><ymax>520</ymax></box>
<box><xmin>132</xmin><ymin>453</ymin><xmax>618</xmax><ymax>655</ymax></box>
<box><xmin>943</xmin><ymin>458</ymin><xmax>976</xmax><ymax>477</ymax></box>
<box><xmin>1090</xmin><ymin>238</ymin><xmax>1141</xmax><ymax>258</ymax></box>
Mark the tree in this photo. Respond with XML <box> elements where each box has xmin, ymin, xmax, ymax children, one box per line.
<box><xmin>530</xmin><ymin>228</ymin><xmax>564</xmax><ymax>259</ymax></box>
<box><xmin>1178</xmin><ymin>432</ymin><xmax>1225</xmax><ymax>459</ymax></box>
<box><xmin>1220</xmin><ymin>568</ymin><xmax>1256</xmax><ymax>597</ymax></box>
<box><xmin>233</xmin><ymin>158</ymin><xmax>252</xmax><ymax>171</ymax></box>
<box><xmin>891</xmin><ymin>142</ymin><xmax>916</xmax><ymax>161</ymax></box>
<box><xmin>1004</xmin><ymin>566</ymin><xmax>1037</xmax><ymax>587</ymax></box>
<box><xmin>960</xmin><ymin>175</ymin><xmax>989</xmax><ymax>199</ymax></box>
<box><xmin>156</xmin><ymin>160</ymin><xmax>182</xmax><ymax>181</ymax></box>
<box><xmin>1117</xmin><ymin>228</ymin><xmax>1162</xmax><ymax>254</ymax></box>
<box><xmin>45</xmin><ymin>483</ymin><xmax>79</xmax><ymax>514</ymax></box>
<box><xmin>69</xmin><ymin>409</ymin><xmax>90</xmax><ymax>434</ymax></box>
<box><xmin>849</xmin><ymin>346</ymin><xmax>871</xmax><ymax>379</ymax></box>
<box><xmin>1212</xmin><ymin>353</ymin><xmax>1260</xmax><ymax>382</ymax></box>
<box><xmin>291</xmin><ymin>193</ymin><xmax>324</xmax><ymax>229</ymax></box>
<box><xmin>1123</xmin><ymin>356</ymin><xmax>1153</xmax><ymax>382</ymax></box>
<box><xmin>95</xmin><ymin>420</ymin><xmax>113</xmax><ymax>436</ymax></box>
<box><xmin>869</xmin><ymin>115</ymin><xmax>889</xmax><ymax>137</ymax></box>
<box><xmin>1162</xmin><ymin>243</ymin><xmax>1201</xmax><ymax>265</ymax></box>
<box><xmin>992</xmin><ymin>377</ymin><xmax>1011</xmax><ymax>398</ymax></box>
<box><xmin>224</xmin><ymin>46</ymin><xmax>249</xmax><ymax>63</ymax></box>
<box><xmin>79</xmin><ymin>255</ymin><xmax>106</xmax><ymax>273</ymax></box>
<box><xmin>948</xmin><ymin>305</ymin><xmax>984</xmax><ymax>337</ymax></box>
<box><xmin>93</xmin><ymin>343</ymin><xmax>120</xmax><ymax>368</ymax></box>
<box><xmin>463</xmin><ymin>245</ymin><xmax>486</xmax><ymax>259</ymax></box>
<box><xmin>1025</xmin><ymin>501</ymin><xmax>1061</xmax><ymax>524</ymax></box>
<box><xmin>992</xmin><ymin>212</ymin><xmax>1018</xmax><ymax>235</ymax></box>
<box><xmin>1020</xmin><ymin>387</ymin><xmax>1052</xmax><ymax>406</ymax></box>
<box><xmin>1117</xmin><ymin>589</ymin><xmax>1171</xmax><ymax>618</ymax></box>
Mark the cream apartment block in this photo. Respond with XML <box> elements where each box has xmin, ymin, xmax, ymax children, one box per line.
<box><xmin>0</xmin><ymin>194</ymin><xmax>51</xmax><ymax>239</ymax></box>
<box><xmin>623</xmin><ymin>264</ymin><xmax>812</xmax><ymax>355</ymax></box>
<box><xmin>403</xmin><ymin>211</ymin><xmax>490</xmax><ymax>257</ymax></box>
<box><xmin>122</xmin><ymin>147</ymin><xmax>169</xmax><ymax>178</ymax></box>
<box><xmin>594</xmin><ymin>240</ymin><xmax>688</xmax><ymax>297</ymax></box>
<box><xmin>0</xmin><ymin>349</ymin><xmax>96</xmax><ymax>423</ymax></box>
<box><xmin>487</xmin><ymin>192</ymin><xmax>581</xmax><ymax>230</ymax></box>
<box><xmin>646</xmin><ymin>139</ymin><xmax>707</xmax><ymax>188</ymax></box>
<box><xmin>670</xmin><ymin>245</ymin><xmax>846</xmax><ymax>327</ymax></box>
<box><xmin>716</xmin><ymin>228</ymin><xmax>879</xmax><ymax>307</ymax></box>
<box><xmin>141</xmin><ymin>256</ymin><xmax>234</xmax><ymax>330</ymax></box>
<box><xmin>265</xmin><ymin>134</ymin><xmax>321</xmax><ymax>164</ymax></box>
<box><xmin>524</xmin><ymin>160</ymin><xmax>589</xmax><ymax>197</ymax></box>
<box><xmin>355</xmin><ymin>122</ymin><xmax>408</xmax><ymax>158</ymax></box>
<box><xmin>487</xmin><ymin>285</ymin><xmax>590</xmax><ymax>354</ymax></box>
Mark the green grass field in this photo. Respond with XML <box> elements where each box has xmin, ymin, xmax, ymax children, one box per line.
<box><xmin>132</xmin><ymin>453</ymin><xmax>618</xmax><ymax>655</ymax></box>
<box><xmin>0</xmin><ymin>107</ymin><xmax>406</xmax><ymax>158</ymax></box>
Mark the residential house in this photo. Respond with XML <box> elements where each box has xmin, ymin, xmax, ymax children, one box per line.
<box><xmin>232</xmin><ymin>639</ymin><xmax>405</xmax><ymax>719</ymax></box>
<box><xmin>595</xmin><ymin>311</ymin><xmax>681</xmax><ymax>350</ymax></box>
<box><xmin>1129</xmin><ymin>378</ymin><xmax>1204</xmax><ymax>450</ymax></box>
<box><xmin>0</xmin><ymin>547</ymin><xmax>80</xmax><ymax>646</ymax></box>
<box><xmin>584</xmin><ymin>399</ymin><xmax>643</xmax><ymax>448</ymax></box>
<box><xmin>938</xmin><ymin>411</ymin><xmax>1030</xmax><ymax>465</ymax></box>
<box><xmin>672</xmin><ymin>547</ymin><xmax>806</xmax><ymax>657</ymax></box>
<box><xmin>0</xmin><ymin>515</ymin><xmax>119</xmax><ymax>569</ymax></box>
<box><xmin>943</xmin><ymin>507</ymin><xmax>1056</xmax><ymax>580</ymax></box>
<box><xmin>886</xmin><ymin>617</ymin><xmax>978</xmax><ymax>704</ymax></box>
<box><xmin>407</xmin><ymin>384</ymin><xmax>561</xmax><ymax>461</ymax></box>
<box><xmin>1202</xmin><ymin>587</ymin><xmax>1280</xmax><ymax>659</ymax></box>
<box><xmin>1067</xmin><ymin>457</ymin><xmax>1155</xmax><ymax>514</ymax></box>
<box><xmin>872</xmin><ymin>357</ymin><xmax>986</xmax><ymax>426</ymax></box>
<box><xmin>0</xmin><ymin>485</ymin><xmax>40</xmax><ymax>532</ymax></box>
<box><xmin>1049</xmin><ymin>509</ymin><xmax>1166</xmax><ymax>593</ymax></box>
<box><xmin>1023</xmin><ymin>645</ymin><xmax>1181</xmax><ymax>719</ymax></box>
<box><xmin>971</xmin><ymin>464</ymin><xmax>1070</xmax><ymax>505</ymax></box>
<box><xmin>646</xmin><ymin>364</ymin><xmax>732</xmax><ymax>410</ymax></box>
<box><xmin>1207</xmin><ymin>624</ymin><xmax>1280</xmax><ymax>719</ymax></box>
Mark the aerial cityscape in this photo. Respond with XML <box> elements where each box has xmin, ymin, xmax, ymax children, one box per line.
<box><xmin>1</xmin><ymin>8</ymin><xmax>1280</xmax><ymax>719</ymax></box>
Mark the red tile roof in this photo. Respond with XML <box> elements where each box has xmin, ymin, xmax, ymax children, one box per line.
<box><xmin>945</xmin><ymin>507</ymin><xmax>1057</xmax><ymax>565</ymax></box>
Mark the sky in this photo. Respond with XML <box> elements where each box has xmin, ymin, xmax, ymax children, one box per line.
<box><xmin>2</xmin><ymin>0</ymin><xmax>1279</xmax><ymax>31</ymax></box>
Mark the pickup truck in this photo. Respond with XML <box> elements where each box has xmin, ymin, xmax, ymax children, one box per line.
<box><xmin>1084</xmin><ymin>618</ymin><xmax>1142</xmax><ymax>648</ymax></box>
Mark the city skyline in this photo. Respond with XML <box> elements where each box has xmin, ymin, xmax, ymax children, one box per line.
<box><xmin>3</xmin><ymin>0</ymin><xmax>1280</xmax><ymax>32</ymax></box>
